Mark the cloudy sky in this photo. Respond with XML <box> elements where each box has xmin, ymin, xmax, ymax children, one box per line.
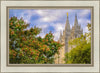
<box><xmin>9</xmin><ymin>9</ymin><xmax>91</xmax><ymax>41</ymax></box>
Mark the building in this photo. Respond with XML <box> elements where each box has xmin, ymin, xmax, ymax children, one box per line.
<box><xmin>55</xmin><ymin>13</ymin><xmax>83</xmax><ymax>64</ymax></box>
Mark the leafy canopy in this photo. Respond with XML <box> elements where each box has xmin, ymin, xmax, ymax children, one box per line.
<box><xmin>9</xmin><ymin>16</ymin><xmax>62</xmax><ymax>64</ymax></box>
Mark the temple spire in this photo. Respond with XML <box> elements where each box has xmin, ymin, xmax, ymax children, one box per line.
<box><xmin>74</xmin><ymin>13</ymin><xmax>78</xmax><ymax>26</ymax></box>
<box><xmin>65</xmin><ymin>12</ymin><xmax>70</xmax><ymax>53</ymax></box>
<box><xmin>65</xmin><ymin>12</ymin><xmax>70</xmax><ymax>30</ymax></box>
<box><xmin>67</xmin><ymin>12</ymin><xmax>68</xmax><ymax>16</ymax></box>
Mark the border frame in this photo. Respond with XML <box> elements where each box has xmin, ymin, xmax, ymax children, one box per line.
<box><xmin>0</xmin><ymin>0</ymin><xmax>100</xmax><ymax>73</ymax></box>
<box><xmin>6</xmin><ymin>6</ymin><xmax>94</xmax><ymax>67</ymax></box>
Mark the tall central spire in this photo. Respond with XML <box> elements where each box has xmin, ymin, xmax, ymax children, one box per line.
<box><xmin>65</xmin><ymin>12</ymin><xmax>70</xmax><ymax>53</ymax></box>
<box><xmin>67</xmin><ymin>12</ymin><xmax>68</xmax><ymax>16</ymax></box>
<box><xmin>65</xmin><ymin>12</ymin><xmax>70</xmax><ymax>30</ymax></box>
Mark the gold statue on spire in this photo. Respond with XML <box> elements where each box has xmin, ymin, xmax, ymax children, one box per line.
<box><xmin>67</xmin><ymin>12</ymin><xmax>68</xmax><ymax>16</ymax></box>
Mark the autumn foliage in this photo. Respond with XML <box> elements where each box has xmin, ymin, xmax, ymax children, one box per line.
<box><xmin>9</xmin><ymin>16</ymin><xmax>62</xmax><ymax>64</ymax></box>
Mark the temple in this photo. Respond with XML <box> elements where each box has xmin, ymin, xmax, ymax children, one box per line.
<box><xmin>55</xmin><ymin>13</ymin><xmax>83</xmax><ymax>64</ymax></box>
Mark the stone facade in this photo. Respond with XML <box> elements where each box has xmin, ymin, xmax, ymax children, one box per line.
<box><xmin>54</xmin><ymin>13</ymin><xmax>83</xmax><ymax>64</ymax></box>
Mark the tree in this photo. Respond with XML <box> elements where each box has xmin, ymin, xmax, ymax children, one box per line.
<box><xmin>9</xmin><ymin>16</ymin><xmax>62</xmax><ymax>64</ymax></box>
<box><xmin>64</xmin><ymin>23</ymin><xmax>91</xmax><ymax>64</ymax></box>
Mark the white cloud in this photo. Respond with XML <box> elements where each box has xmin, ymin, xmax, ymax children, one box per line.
<box><xmin>83</xmin><ymin>26</ymin><xmax>89</xmax><ymax>34</ymax></box>
<box><xmin>50</xmin><ymin>23</ymin><xmax>65</xmax><ymax>41</ymax></box>
<box><xmin>87</xmin><ymin>20</ymin><xmax>91</xmax><ymax>23</ymax></box>
<box><xmin>17</xmin><ymin>10</ymin><xmax>37</xmax><ymax>23</ymax></box>
<box><xmin>39</xmin><ymin>16</ymin><xmax>58</xmax><ymax>22</ymax></box>
<box><xmin>36</xmin><ymin>10</ymin><xmax>60</xmax><ymax>22</ymax></box>
<box><xmin>36</xmin><ymin>10</ymin><xmax>44</xmax><ymax>15</ymax></box>
<box><xmin>78</xmin><ymin>18</ymin><xmax>91</xmax><ymax>27</ymax></box>
<box><xmin>37</xmin><ymin>24</ymin><xmax>48</xmax><ymax>29</ymax></box>
<box><xmin>79</xmin><ymin>10</ymin><xmax>91</xmax><ymax>18</ymax></box>
<box><xmin>53</xmin><ymin>31</ymin><xmax>60</xmax><ymax>41</ymax></box>
<box><xmin>54</xmin><ymin>24</ymin><xmax>64</xmax><ymax>32</ymax></box>
<box><xmin>36</xmin><ymin>24</ymin><xmax>50</xmax><ymax>38</ymax></box>
<box><xmin>35</xmin><ymin>9</ymin><xmax>75</xmax><ymax>23</ymax></box>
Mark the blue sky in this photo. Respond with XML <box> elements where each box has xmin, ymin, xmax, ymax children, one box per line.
<box><xmin>9</xmin><ymin>9</ymin><xmax>91</xmax><ymax>41</ymax></box>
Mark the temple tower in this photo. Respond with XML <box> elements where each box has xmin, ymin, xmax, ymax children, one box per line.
<box><xmin>70</xmin><ymin>14</ymin><xmax>83</xmax><ymax>40</ymax></box>
<box><xmin>65</xmin><ymin>13</ymin><xmax>70</xmax><ymax>53</ymax></box>
<box><xmin>54</xmin><ymin>13</ymin><xmax>83</xmax><ymax>64</ymax></box>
